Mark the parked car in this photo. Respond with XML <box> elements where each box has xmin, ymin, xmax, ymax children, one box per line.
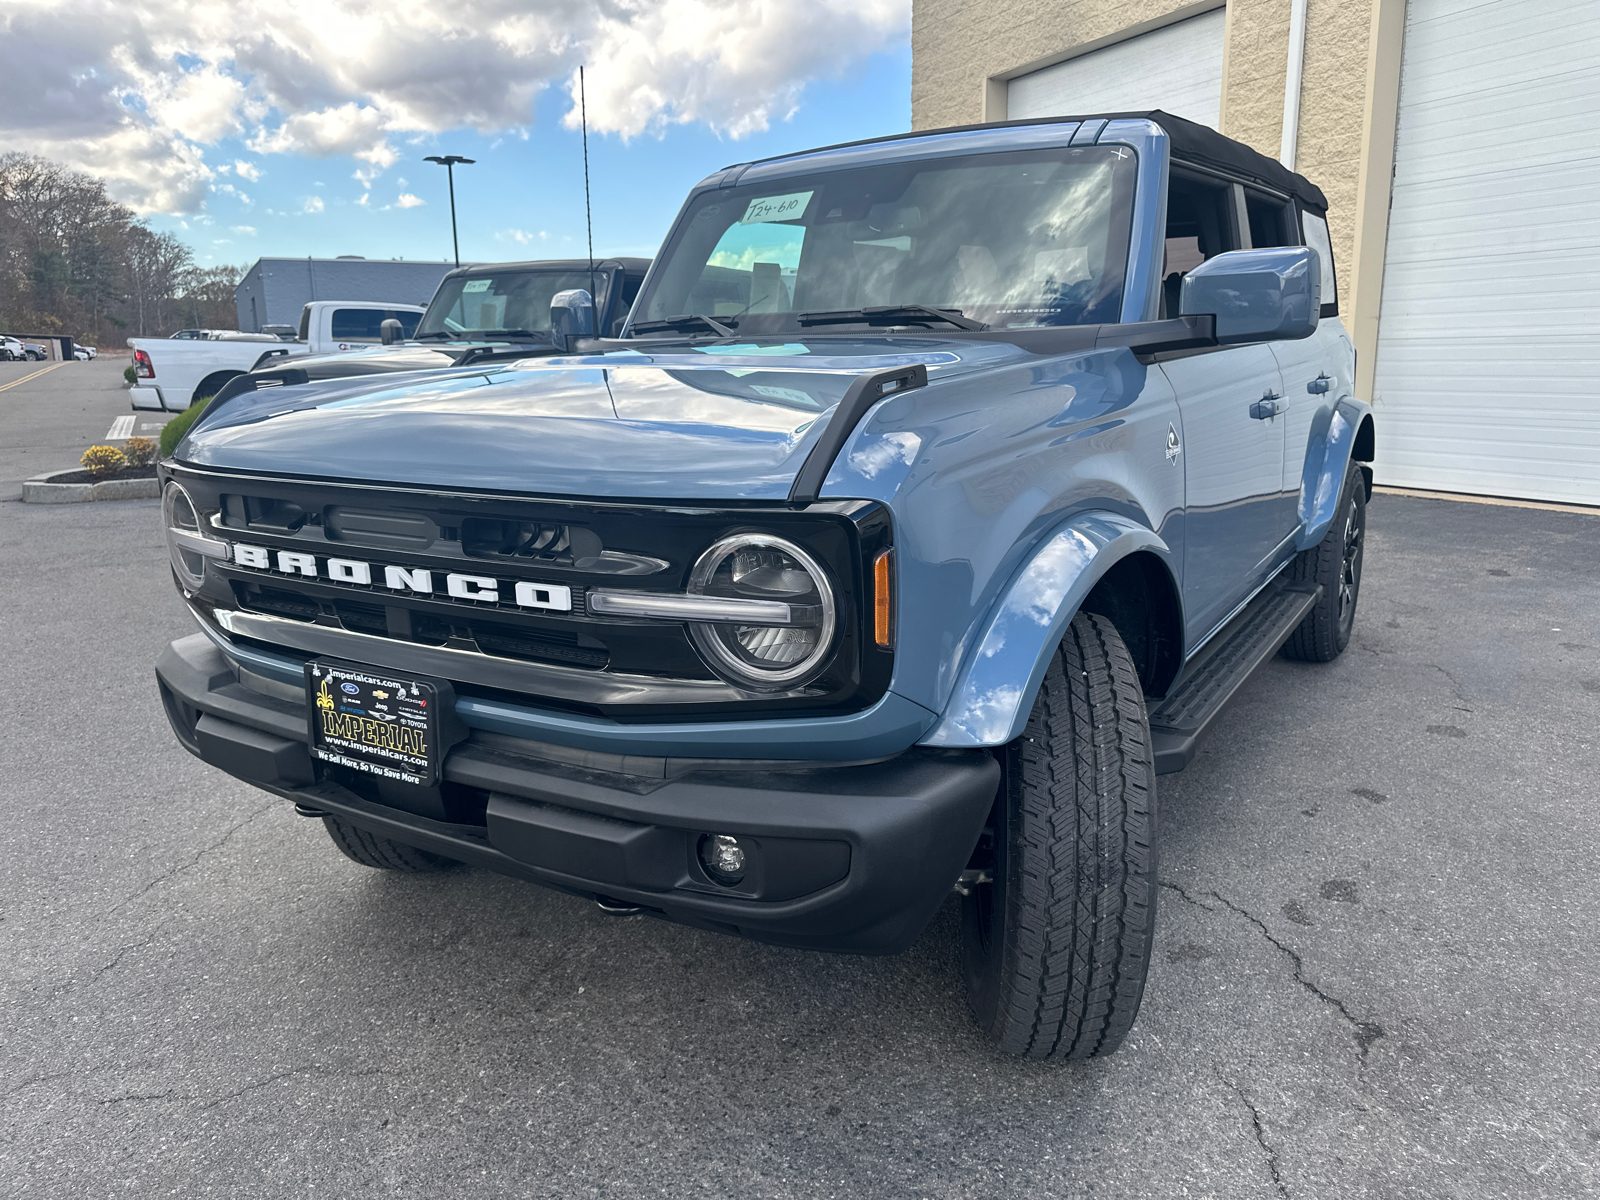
<box><xmin>127</xmin><ymin>301</ymin><xmax>425</xmax><ymax>412</ymax></box>
<box><xmin>73</xmin><ymin>343</ymin><xmax>97</xmax><ymax>360</ymax></box>
<box><xmin>22</xmin><ymin>342</ymin><xmax>47</xmax><ymax>361</ymax></box>
<box><xmin>154</xmin><ymin>111</ymin><xmax>1372</xmax><ymax>1060</ymax></box>
<box><xmin>217</xmin><ymin>258</ymin><xmax>651</xmax><ymax>398</ymax></box>
<box><xmin>0</xmin><ymin>335</ymin><xmax>25</xmax><ymax>361</ymax></box>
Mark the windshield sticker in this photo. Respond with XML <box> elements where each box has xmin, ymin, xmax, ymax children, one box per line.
<box><xmin>740</xmin><ymin>191</ymin><xmax>813</xmax><ymax>224</ymax></box>
<box><xmin>462</xmin><ymin>279</ymin><xmax>491</xmax><ymax>292</ymax></box>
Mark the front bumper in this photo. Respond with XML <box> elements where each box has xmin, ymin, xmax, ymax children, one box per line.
<box><xmin>156</xmin><ymin>633</ymin><xmax>999</xmax><ymax>954</ymax></box>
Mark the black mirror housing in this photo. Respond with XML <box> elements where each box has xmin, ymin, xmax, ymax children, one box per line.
<box><xmin>379</xmin><ymin>318</ymin><xmax>404</xmax><ymax>346</ymax></box>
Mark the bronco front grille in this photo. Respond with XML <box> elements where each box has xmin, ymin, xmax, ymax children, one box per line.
<box><xmin>169</xmin><ymin>465</ymin><xmax>894</xmax><ymax>718</ymax></box>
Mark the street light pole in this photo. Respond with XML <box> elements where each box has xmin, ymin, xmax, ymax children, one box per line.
<box><xmin>423</xmin><ymin>154</ymin><xmax>475</xmax><ymax>266</ymax></box>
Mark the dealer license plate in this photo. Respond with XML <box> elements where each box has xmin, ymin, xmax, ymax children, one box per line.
<box><xmin>305</xmin><ymin>660</ymin><xmax>443</xmax><ymax>786</ymax></box>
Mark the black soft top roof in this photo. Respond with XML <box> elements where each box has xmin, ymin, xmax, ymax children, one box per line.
<box><xmin>735</xmin><ymin>110</ymin><xmax>1328</xmax><ymax>212</ymax></box>
<box><xmin>1100</xmin><ymin>110</ymin><xmax>1327</xmax><ymax>210</ymax></box>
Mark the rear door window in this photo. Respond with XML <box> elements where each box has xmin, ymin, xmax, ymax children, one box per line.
<box><xmin>1245</xmin><ymin>191</ymin><xmax>1295</xmax><ymax>249</ymax></box>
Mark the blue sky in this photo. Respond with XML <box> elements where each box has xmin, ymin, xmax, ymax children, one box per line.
<box><xmin>4</xmin><ymin>1</ymin><xmax>912</xmax><ymax>272</ymax></box>
<box><xmin>152</xmin><ymin>47</ymin><xmax>910</xmax><ymax>269</ymax></box>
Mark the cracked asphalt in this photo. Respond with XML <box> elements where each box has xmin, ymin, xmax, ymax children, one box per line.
<box><xmin>3</xmin><ymin>372</ymin><xmax>1598</xmax><ymax>1197</ymax></box>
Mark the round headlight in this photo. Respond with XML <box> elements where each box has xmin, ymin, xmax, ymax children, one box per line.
<box><xmin>163</xmin><ymin>481</ymin><xmax>208</xmax><ymax>591</ymax></box>
<box><xmin>687</xmin><ymin>534</ymin><xmax>837</xmax><ymax>690</ymax></box>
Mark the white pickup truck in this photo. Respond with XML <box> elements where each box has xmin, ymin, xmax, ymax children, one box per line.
<box><xmin>128</xmin><ymin>301</ymin><xmax>424</xmax><ymax>412</ymax></box>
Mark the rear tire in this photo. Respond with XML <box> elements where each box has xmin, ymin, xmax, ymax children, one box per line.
<box><xmin>960</xmin><ymin>611</ymin><xmax>1159</xmax><ymax>1060</ymax></box>
<box><xmin>1280</xmin><ymin>461</ymin><xmax>1367</xmax><ymax>663</ymax></box>
<box><xmin>323</xmin><ymin>816</ymin><xmax>459</xmax><ymax>873</ymax></box>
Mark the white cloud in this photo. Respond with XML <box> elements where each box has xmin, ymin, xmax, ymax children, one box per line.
<box><xmin>0</xmin><ymin>1</ymin><xmax>908</xmax><ymax>214</ymax></box>
<box><xmin>396</xmin><ymin>193</ymin><xmax>425</xmax><ymax>208</ymax></box>
<box><xmin>211</xmin><ymin>182</ymin><xmax>253</xmax><ymax>208</ymax></box>
<box><xmin>232</xmin><ymin>225</ymin><xmax>257</xmax><ymax>235</ymax></box>
<box><xmin>567</xmin><ymin>1</ymin><xmax>908</xmax><ymax>139</ymax></box>
<box><xmin>498</xmin><ymin>228</ymin><xmax>547</xmax><ymax>245</ymax></box>
<box><xmin>303</xmin><ymin>195</ymin><xmax>325</xmax><ymax>213</ymax></box>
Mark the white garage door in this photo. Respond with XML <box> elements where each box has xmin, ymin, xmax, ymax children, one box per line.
<box><xmin>1373</xmin><ymin>0</ymin><xmax>1600</xmax><ymax>504</ymax></box>
<box><xmin>1007</xmin><ymin>8</ymin><xmax>1227</xmax><ymax>129</ymax></box>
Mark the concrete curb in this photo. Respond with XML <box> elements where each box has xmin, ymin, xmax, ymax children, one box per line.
<box><xmin>22</xmin><ymin>470</ymin><xmax>160</xmax><ymax>504</ymax></box>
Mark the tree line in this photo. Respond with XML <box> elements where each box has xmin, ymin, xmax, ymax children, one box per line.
<box><xmin>0</xmin><ymin>153</ymin><xmax>245</xmax><ymax>348</ymax></box>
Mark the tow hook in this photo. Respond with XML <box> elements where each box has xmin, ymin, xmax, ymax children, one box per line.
<box><xmin>952</xmin><ymin>869</ymin><xmax>993</xmax><ymax>897</ymax></box>
<box><xmin>595</xmin><ymin>895</ymin><xmax>645</xmax><ymax>916</ymax></box>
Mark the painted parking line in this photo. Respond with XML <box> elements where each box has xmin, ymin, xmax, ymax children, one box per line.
<box><xmin>0</xmin><ymin>362</ymin><xmax>66</xmax><ymax>394</ymax></box>
<box><xmin>107</xmin><ymin>415</ymin><xmax>136</xmax><ymax>440</ymax></box>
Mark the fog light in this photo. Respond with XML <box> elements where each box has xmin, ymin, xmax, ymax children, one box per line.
<box><xmin>699</xmin><ymin>834</ymin><xmax>746</xmax><ymax>885</ymax></box>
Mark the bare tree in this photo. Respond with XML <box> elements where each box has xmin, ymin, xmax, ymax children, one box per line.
<box><xmin>0</xmin><ymin>152</ymin><xmax>238</xmax><ymax>346</ymax></box>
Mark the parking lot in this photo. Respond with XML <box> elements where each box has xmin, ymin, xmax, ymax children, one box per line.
<box><xmin>2</xmin><ymin>363</ymin><xmax>1597</xmax><ymax>1198</ymax></box>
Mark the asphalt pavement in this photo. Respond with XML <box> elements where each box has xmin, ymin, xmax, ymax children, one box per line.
<box><xmin>0</xmin><ymin>358</ymin><xmax>174</xmax><ymax>499</ymax></box>
<box><xmin>2</xmin><ymin>370</ymin><xmax>1597</xmax><ymax>1198</ymax></box>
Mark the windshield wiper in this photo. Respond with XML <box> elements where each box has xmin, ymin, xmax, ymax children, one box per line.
<box><xmin>797</xmin><ymin>305</ymin><xmax>987</xmax><ymax>332</ymax></box>
<box><xmin>629</xmin><ymin>313</ymin><xmax>738</xmax><ymax>338</ymax></box>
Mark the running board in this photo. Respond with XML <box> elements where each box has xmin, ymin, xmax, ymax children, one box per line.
<box><xmin>1147</xmin><ymin>581</ymin><xmax>1322</xmax><ymax>775</ymax></box>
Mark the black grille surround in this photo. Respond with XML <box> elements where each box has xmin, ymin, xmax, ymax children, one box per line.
<box><xmin>164</xmin><ymin>464</ymin><xmax>894</xmax><ymax>722</ymax></box>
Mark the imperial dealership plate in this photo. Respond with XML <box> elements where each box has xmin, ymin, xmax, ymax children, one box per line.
<box><xmin>305</xmin><ymin>661</ymin><xmax>444</xmax><ymax>787</ymax></box>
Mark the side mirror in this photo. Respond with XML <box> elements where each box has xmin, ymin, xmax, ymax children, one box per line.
<box><xmin>549</xmin><ymin>288</ymin><xmax>595</xmax><ymax>352</ymax></box>
<box><xmin>1180</xmin><ymin>246</ymin><xmax>1320</xmax><ymax>344</ymax></box>
<box><xmin>379</xmin><ymin>318</ymin><xmax>403</xmax><ymax>346</ymax></box>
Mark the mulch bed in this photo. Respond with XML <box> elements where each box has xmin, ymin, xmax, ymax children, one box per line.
<box><xmin>49</xmin><ymin>464</ymin><xmax>160</xmax><ymax>485</ymax></box>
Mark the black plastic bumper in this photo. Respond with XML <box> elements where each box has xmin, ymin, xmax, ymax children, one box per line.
<box><xmin>156</xmin><ymin>634</ymin><xmax>999</xmax><ymax>954</ymax></box>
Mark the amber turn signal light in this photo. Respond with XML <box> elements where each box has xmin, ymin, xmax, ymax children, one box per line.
<box><xmin>873</xmin><ymin>549</ymin><xmax>894</xmax><ymax>647</ymax></box>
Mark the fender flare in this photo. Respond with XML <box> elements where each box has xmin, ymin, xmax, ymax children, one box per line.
<box><xmin>919</xmin><ymin>511</ymin><xmax>1175</xmax><ymax>748</ymax></box>
<box><xmin>1296</xmin><ymin>397</ymin><xmax>1374</xmax><ymax>551</ymax></box>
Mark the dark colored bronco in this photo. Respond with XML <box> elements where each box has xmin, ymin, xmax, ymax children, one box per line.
<box><xmin>225</xmin><ymin>257</ymin><xmax>653</xmax><ymax>395</ymax></box>
<box><xmin>156</xmin><ymin>111</ymin><xmax>1372</xmax><ymax>1060</ymax></box>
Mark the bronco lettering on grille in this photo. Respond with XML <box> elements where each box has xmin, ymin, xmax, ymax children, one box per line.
<box><xmin>228</xmin><ymin>543</ymin><xmax>573</xmax><ymax>612</ymax></box>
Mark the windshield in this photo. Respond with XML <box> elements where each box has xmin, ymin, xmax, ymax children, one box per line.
<box><xmin>634</xmin><ymin>146</ymin><xmax>1136</xmax><ymax>337</ymax></box>
<box><xmin>417</xmin><ymin>269</ymin><xmax>614</xmax><ymax>339</ymax></box>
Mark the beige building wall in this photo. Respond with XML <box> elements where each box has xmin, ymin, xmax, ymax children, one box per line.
<box><xmin>910</xmin><ymin>0</ymin><xmax>1405</xmax><ymax>394</ymax></box>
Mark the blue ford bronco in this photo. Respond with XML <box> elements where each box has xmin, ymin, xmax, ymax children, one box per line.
<box><xmin>156</xmin><ymin>111</ymin><xmax>1373</xmax><ymax>1060</ymax></box>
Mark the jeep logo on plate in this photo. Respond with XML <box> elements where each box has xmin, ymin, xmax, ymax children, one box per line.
<box><xmin>227</xmin><ymin>544</ymin><xmax>573</xmax><ymax>612</ymax></box>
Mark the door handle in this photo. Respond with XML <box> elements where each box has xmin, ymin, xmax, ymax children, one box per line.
<box><xmin>1250</xmin><ymin>392</ymin><xmax>1281</xmax><ymax>420</ymax></box>
<box><xmin>1307</xmin><ymin>373</ymin><xmax>1331</xmax><ymax>394</ymax></box>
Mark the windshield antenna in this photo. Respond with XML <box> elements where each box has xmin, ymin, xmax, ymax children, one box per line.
<box><xmin>580</xmin><ymin>66</ymin><xmax>596</xmax><ymax>312</ymax></box>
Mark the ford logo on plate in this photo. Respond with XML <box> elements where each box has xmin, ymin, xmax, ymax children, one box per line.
<box><xmin>341</xmin><ymin>683</ymin><xmax>360</xmax><ymax>694</ymax></box>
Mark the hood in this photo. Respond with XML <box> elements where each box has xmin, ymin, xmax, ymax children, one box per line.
<box><xmin>179</xmin><ymin>339</ymin><xmax>1025</xmax><ymax>500</ymax></box>
<box><xmin>271</xmin><ymin>340</ymin><xmax>558</xmax><ymax>381</ymax></box>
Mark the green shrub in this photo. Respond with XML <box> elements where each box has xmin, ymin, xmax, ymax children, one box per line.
<box><xmin>123</xmin><ymin>364</ymin><xmax>137</xmax><ymax>384</ymax></box>
<box><xmin>159</xmin><ymin>396</ymin><xmax>211</xmax><ymax>458</ymax></box>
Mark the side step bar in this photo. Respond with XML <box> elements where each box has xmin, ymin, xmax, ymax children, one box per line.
<box><xmin>1147</xmin><ymin>581</ymin><xmax>1322</xmax><ymax>775</ymax></box>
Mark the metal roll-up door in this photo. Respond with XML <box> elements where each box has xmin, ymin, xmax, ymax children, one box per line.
<box><xmin>1007</xmin><ymin>8</ymin><xmax>1227</xmax><ymax>130</ymax></box>
<box><xmin>1373</xmin><ymin>0</ymin><xmax>1600</xmax><ymax>504</ymax></box>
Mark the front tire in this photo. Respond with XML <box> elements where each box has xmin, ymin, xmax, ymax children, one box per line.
<box><xmin>323</xmin><ymin>816</ymin><xmax>459</xmax><ymax>873</ymax></box>
<box><xmin>961</xmin><ymin>611</ymin><xmax>1159</xmax><ymax>1060</ymax></box>
<box><xmin>1280</xmin><ymin>462</ymin><xmax>1367</xmax><ymax>662</ymax></box>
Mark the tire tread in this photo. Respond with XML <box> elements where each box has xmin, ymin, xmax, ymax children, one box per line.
<box><xmin>322</xmin><ymin>816</ymin><xmax>458</xmax><ymax>873</ymax></box>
